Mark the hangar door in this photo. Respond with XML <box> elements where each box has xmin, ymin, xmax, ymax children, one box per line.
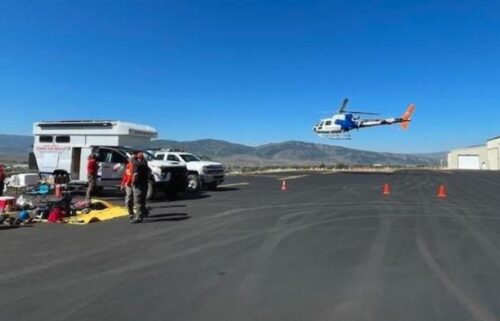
<box><xmin>458</xmin><ymin>155</ymin><xmax>480</xmax><ymax>170</ymax></box>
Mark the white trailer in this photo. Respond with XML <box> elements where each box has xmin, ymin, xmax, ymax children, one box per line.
<box><xmin>33</xmin><ymin>121</ymin><xmax>156</xmax><ymax>181</ymax></box>
<box><xmin>33</xmin><ymin>120</ymin><xmax>188</xmax><ymax>199</ymax></box>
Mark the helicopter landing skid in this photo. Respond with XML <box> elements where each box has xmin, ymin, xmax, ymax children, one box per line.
<box><xmin>318</xmin><ymin>132</ymin><xmax>351</xmax><ymax>140</ymax></box>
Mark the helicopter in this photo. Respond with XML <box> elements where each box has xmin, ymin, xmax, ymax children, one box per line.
<box><xmin>313</xmin><ymin>98</ymin><xmax>416</xmax><ymax>140</ymax></box>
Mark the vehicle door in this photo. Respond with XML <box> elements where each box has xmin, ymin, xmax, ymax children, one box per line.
<box><xmin>155</xmin><ymin>153</ymin><xmax>166</xmax><ymax>161</ymax></box>
<box><xmin>167</xmin><ymin>154</ymin><xmax>182</xmax><ymax>163</ymax></box>
<box><xmin>108</xmin><ymin>149</ymin><xmax>127</xmax><ymax>182</ymax></box>
<box><xmin>96</xmin><ymin>148</ymin><xmax>127</xmax><ymax>187</ymax></box>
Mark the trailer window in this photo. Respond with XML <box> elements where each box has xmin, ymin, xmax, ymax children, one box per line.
<box><xmin>39</xmin><ymin>136</ymin><xmax>53</xmax><ymax>143</ymax></box>
<box><xmin>55</xmin><ymin>136</ymin><xmax>71</xmax><ymax>143</ymax></box>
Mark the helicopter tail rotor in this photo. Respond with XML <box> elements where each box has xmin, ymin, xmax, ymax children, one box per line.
<box><xmin>400</xmin><ymin>104</ymin><xmax>416</xmax><ymax>130</ymax></box>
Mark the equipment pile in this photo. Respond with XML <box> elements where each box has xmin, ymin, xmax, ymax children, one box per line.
<box><xmin>1</xmin><ymin>178</ymin><xmax>127</xmax><ymax>228</ymax></box>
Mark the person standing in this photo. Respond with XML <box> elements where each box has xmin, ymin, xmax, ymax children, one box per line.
<box><xmin>0</xmin><ymin>164</ymin><xmax>6</xmax><ymax>197</ymax></box>
<box><xmin>121</xmin><ymin>154</ymin><xmax>137</xmax><ymax>221</ymax></box>
<box><xmin>86</xmin><ymin>154</ymin><xmax>99</xmax><ymax>203</ymax></box>
<box><xmin>121</xmin><ymin>151</ymin><xmax>151</xmax><ymax>223</ymax></box>
<box><xmin>132</xmin><ymin>152</ymin><xmax>151</xmax><ymax>222</ymax></box>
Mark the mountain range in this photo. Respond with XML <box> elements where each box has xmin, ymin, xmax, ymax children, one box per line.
<box><xmin>0</xmin><ymin>134</ymin><xmax>445</xmax><ymax>166</ymax></box>
<box><xmin>0</xmin><ymin>134</ymin><xmax>33</xmax><ymax>154</ymax></box>
<box><xmin>150</xmin><ymin>139</ymin><xmax>445</xmax><ymax>166</ymax></box>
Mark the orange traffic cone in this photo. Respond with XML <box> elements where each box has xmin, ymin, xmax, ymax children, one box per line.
<box><xmin>437</xmin><ymin>184</ymin><xmax>447</xmax><ymax>199</ymax></box>
<box><xmin>383</xmin><ymin>183</ymin><xmax>391</xmax><ymax>196</ymax></box>
<box><xmin>281</xmin><ymin>180</ymin><xmax>288</xmax><ymax>192</ymax></box>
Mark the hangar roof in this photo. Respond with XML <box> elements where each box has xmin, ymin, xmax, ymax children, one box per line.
<box><xmin>448</xmin><ymin>145</ymin><xmax>487</xmax><ymax>154</ymax></box>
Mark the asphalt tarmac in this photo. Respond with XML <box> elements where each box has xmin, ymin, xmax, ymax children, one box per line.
<box><xmin>2</xmin><ymin>170</ymin><xmax>500</xmax><ymax>321</ymax></box>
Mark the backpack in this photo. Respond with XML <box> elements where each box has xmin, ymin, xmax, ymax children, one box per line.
<box><xmin>47</xmin><ymin>207</ymin><xmax>64</xmax><ymax>223</ymax></box>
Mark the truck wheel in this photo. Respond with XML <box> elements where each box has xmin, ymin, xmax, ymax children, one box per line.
<box><xmin>187</xmin><ymin>174</ymin><xmax>200</xmax><ymax>193</ymax></box>
<box><xmin>146</xmin><ymin>180</ymin><xmax>155</xmax><ymax>200</ymax></box>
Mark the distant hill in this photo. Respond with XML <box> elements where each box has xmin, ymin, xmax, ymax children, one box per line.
<box><xmin>0</xmin><ymin>135</ymin><xmax>32</xmax><ymax>154</ymax></box>
<box><xmin>151</xmin><ymin>139</ymin><xmax>444</xmax><ymax>166</ymax></box>
<box><xmin>0</xmin><ymin>134</ymin><xmax>444</xmax><ymax>166</ymax></box>
<box><xmin>150</xmin><ymin>139</ymin><xmax>255</xmax><ymax>157</ymax></box>
<box><xmin>412</xmin><ymin>152</ymin><xmax>448</xmax><ymax>163</ymax></box>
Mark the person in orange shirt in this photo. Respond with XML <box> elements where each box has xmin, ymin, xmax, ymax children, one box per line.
<box><xmin>121</xmin><ymin>154</ymin><xmax>137</xmax><ymax>221</ymax></box>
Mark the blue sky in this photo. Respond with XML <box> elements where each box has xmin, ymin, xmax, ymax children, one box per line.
<box><xmin>0</xmin><ymin>0</ymin><xmax>499</xmax><ymax>153</ymax></box>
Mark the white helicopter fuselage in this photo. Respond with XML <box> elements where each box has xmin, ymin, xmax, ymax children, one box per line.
<box><xmin>313</xmin><ymin>114</ymin><xmax>347</xmax><ymax>134</ymax></box>
<box><xmin>313</xmin><ymin>99</ymin><xmax>416</xmax><ymax>140</ymax></box>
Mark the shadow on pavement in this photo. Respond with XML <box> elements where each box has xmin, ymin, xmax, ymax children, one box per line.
<box><xmin>0</xmin><ymin>226</ymin><xmax>20</xmax><ymax>230</ymax></box>
<box><xmin>177</xmin><ymin>193</ymin><xmax>212</xmax><ymax>201</ymax></box>
<box><xmin>149</xmin><ymin>204</ymin><xmax>187</xmax><ymax>210</ymax></box>
<box><xmin>145</xmin><ymin>193</ymin><xmax>211</xmax><ymax>203</ymax></box>
<box><xmin>146</xmin><ymin>213</ymin><xmax>190</xmax><ymax>223</ymax></box>
<box><xmin>211</xmin><ymin>187</ymin><xmax>240</xmax><ymax>192</ymax></box>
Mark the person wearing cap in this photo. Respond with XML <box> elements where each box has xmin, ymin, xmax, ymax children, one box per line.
<box><xmin>0</xmin><ymin>164</ymin><xmax>5</xmax><ymax>197</ymax></box>
<box><xmin>133</xmin><ymin>151</ymin><xmax>151</xmax><ymax>221</ymax></box>
<box><xmin>121</xmin><ymin>151</ymin><xmax>150</xmax><ymax>223</ymax></box>
<box><xmin>86</xmin><ymin>154</ymin><xmax>99</xmax><ymax>203</ymax></box>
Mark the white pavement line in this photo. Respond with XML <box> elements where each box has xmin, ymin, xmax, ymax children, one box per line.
<box><xmin>416</xmin><ymin>232</ymin><xmax>497</xmax><ymax>321</ymax></box>
<box><xmin>321</xmin><ymin>171</ymin><xmax>338</xmax><ymax>175</ymax></box>
<box><xmin>278</xmin><ymin>175</ymin><xmax>309</xmax><ymax>181</ymax></box>
<box><xmin>218</xmin><ymin>182</ymin><xmax>250</xmax><ymax>188</ymax></box>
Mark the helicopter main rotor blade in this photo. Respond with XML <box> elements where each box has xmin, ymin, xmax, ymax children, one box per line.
<box><xmin>337</xmin><ymin>98</ymin><xmax>349</xmax><ymax>114</ymax></box>
<box><xmin>348</xmin><ymin>111</ymin><xmax>380</xmax><ymax>116</ymax></box>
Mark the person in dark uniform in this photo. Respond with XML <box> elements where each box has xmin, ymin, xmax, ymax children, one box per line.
<box><xmin>132</xmin><ymin>152</ymin><xmax>151</xmax><ymax>222</ymax></box>
<box><xmin>121</xmin><ymin>151</ymin><xmax>150</xmax><ymax>223</ymax></box>
<box><xmin>0</xmin><ymin>164</ymin><xmax>5</xmax><ymax>197</ymax></box>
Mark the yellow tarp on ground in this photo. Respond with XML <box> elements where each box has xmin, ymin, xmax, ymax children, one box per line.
<box><xmin>66</xmin><ymin>199</ymin><xmax>128</xmax><ymax>225</ymax></box>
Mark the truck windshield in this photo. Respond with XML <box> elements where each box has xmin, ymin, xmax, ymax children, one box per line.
<box><xmin>180</xmin><ymin>154</ymin><xmax>201</xmax><ymax>162</ymax></box>
<box><xmin>124</xmin><ymin>149</ymin><xmax>155</xmax><ymax>161</ymax></box>
<box><xmin>142</xmin><ymin>151</ymin><xmax>155</xmax><ymax>161</ymax></box>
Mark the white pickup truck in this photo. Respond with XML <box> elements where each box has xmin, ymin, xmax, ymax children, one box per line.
<box><xmin>101</xmin><ymin>147</ymin><xmax>188</xmax><ymax>200</ymax></box>
<box><xmin>153</xmin><ymin>150</ymin><xmax>225</xmax><ymax>192</ymax></box>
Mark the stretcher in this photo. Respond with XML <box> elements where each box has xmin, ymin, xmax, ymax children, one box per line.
<box><xmin>66</xmin><ymin>199</ymin><xmax>128</xmax><ymax>225</ymax></box>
